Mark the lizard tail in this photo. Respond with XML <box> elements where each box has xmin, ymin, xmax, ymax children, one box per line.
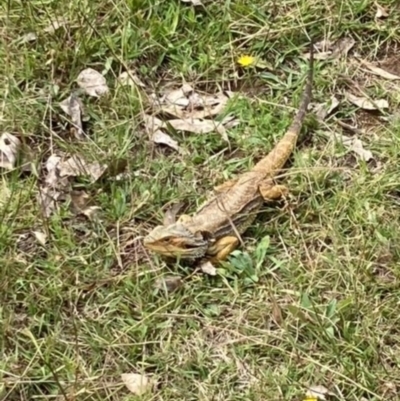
<box><xmin>252</xmin><ymin>39</ymin><xmax>314</xmax><ymax>176</ymax></box>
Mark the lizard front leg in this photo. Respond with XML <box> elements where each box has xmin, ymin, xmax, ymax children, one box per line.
<box><xmin>213</xmin><ymin>178</ymin><xmax>238</xmax><ymax>194</ymax></box>
<box><xmin>207</xmin><ymin>235</ymin><xmax>239</xmax><ymax>261</ymax></box>
<box><xmin>177</xmin><ymin>214</ymin><xmax>193</xmax><ymax>224</ymax></box>
<box><xmin>259</xmin><ymin>183</ymin><xmax>289</xmax><ymax>201</ymax></box>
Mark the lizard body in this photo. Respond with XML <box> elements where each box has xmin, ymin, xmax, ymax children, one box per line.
<box><xmin>143</xmin><ymin>42</ymin><xmax>314</xmax><ymax>263</ymax></box>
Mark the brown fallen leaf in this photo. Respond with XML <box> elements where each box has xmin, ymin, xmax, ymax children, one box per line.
<box><xmin>154</xmin><ymin>276</ymin><xmax>183</xmax><ymax>293</ymax></box>
<box><xmin>304</xmin><ymin>51</ymin><xmax>332</xmax><ymax>61</ymax></box>
<box><xmin>345</xmin><ymin>136</ymin><xmax>373</xmax><ymax>161</ymax></box>
<box><xmin>331</xmin><ymin>132</ymin><xmax>373</xmax><ymax>162</ymax></box>
<box><xmin>314</xmin><ymin>39</ymin><xmax>335</xmax><ymax>51</ymax></box>
<box><xmin>152</xmin><ymin>85</ymin><xmax>231</xmax><ymax>120</ymax></box>
<box><xmin>77</xmin><ymin>68</ymin><xmax>109</xmax><ymax>97</ymax></box>
<box><xmin>121</xmin><ymin>373</ymin><xmax>153</xmax><ymax>395</ymax></box>
<box><xmin>70</xmin><ymin>190</ymin><xmax>100</xmax><ymax>218</ymax></box>
<box><xmin>44</xmin><ymin>155</ymin><xmax>64</xmax><ymax>187</ymax></box>
<box><xmin>0</xmin><ymin>133</ymin><xmax>21</xmax><ymax>170</ymax></box>
<box><xmin>21</xmin><ymin>32</ymin><xmax>38</xmax><ymax>43</ymax></box>
<box><xmin>142</xmin><ymin>114</ymin><xmax>163</xmax><ymax>132</ymax></box>
<box><xmin>166</xmin><ymin>118</ymin><xmax>227</xmax><ymax>137</ymax></box>
<box><xmin>221</xmin><ymin>114</ymin><xmax>240</xmax><ymax>129</ymax></box>
<box><xmin>271</xmin><ymin>298</ymin><xmax>283</xmax><ymax>325</ymax></box>
<box><xmin>315</xmin><ymin>96</ymin><xmax>340</xmax><ymax>121</ymax></box>
<box><xmin>306</xmin><ymin>384</ymin><xmax>333</xmax><ymax>400</ymax></box>
<box><xmin>163</xmin><ymin>202</ymin><xmax>184</xmax><ymax>225</ymax></box>
<box><xmin>359</xmin><ymin>59</ymin><xmax>400</xmax><ymax>80</ymax></box>
<box><xmin>58</xmin><ymin>155</ymin><xmax>108</xmax><ymax>182</ymax></box>
<box><xmin>166</xmin><ymin>94</ymin><xmax>229</xmax><ymax>120</ymax></box>
<box><xmin>37</xmin><ymin>186</ymin><xmax>62</xmax><ymax>217</ymax></box>
<box><xmin>143</xmin><ymin>114</ymin><xmax>184</xmax><ymax>153</ymax></box>
<box><xmin>152</xmin><ymin>130</ymin><xmax>183</xmax><ymax>153</ymax></box>
<box><xmin>164</xmin><ymin>84</ymin><xmax>192</xmax><ymax>107</ymax></box>
<box><xmin>117</xmin><ymin>70</ymin><xmax>145</xmax><ymax>88</ymax></box>
<box><xmin>304</xmin><ymin>37</ymin><xmax>355</xmax><ymax>61</ymax></box>
<box><xmin>346</xmin><ymin>93</ymin><xmax>388</xmax><ymax>110</ymax></box>
<box><xmin>59</xmin><ymin>94</ymin><xmax>85</xmax><ymax>139</ymax></box>
<box><xmin>200</xmin><ymin>260</ymin><xmax>217</xmax><ymax>276</ymax></box>
<box><xmin>33</xmin><ymin>231</ymin><xmax>47</xmax><ymax>246</ymax></box>
<box><xmin>331</xmin><ymin>37</ymin><xmax>355</xmax><ymax>58</ymax></box>
<box><xmin>375</xmin><ymin>2</ymin><xmax>389</xmax><ymax>18</ymax></box>
<box><xmin>0</xmin><ymin>179</ymin><xmax>10</xmax><ymax>206</ymax></box>
<box><xmin>43</xmin><ymin>17</ymin><xmax>67</xmax><ymax>33</ymax></box>
<box><xmin>180</xmin><ymin>0</ymin><xmax>203</xmax><ymax>5</ymax></box>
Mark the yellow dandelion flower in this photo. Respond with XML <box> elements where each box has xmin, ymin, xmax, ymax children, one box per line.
<box><xmin>237</xmin><ymin>55</ymin><xmax>256</xmax><ymax>67</ymax></box>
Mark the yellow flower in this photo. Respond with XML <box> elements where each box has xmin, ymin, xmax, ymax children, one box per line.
<box><xmin>237</xmin><ymin>55</ymin><xmax>256</xmax><ymax>67</ymax></box>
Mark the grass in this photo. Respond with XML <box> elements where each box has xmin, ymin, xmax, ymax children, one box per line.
<box><xmin>1</xmin><ymin>0</ymin><xmax>400</xmax><ymax>400</ymax></box>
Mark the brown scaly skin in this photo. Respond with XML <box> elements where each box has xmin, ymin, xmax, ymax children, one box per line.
<box><xmin>143</xmin><ymin>42</ymin><xmax>314</xmax><ymax>263</ymax></box>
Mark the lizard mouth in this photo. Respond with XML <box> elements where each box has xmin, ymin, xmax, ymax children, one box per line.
<box><xmin>143</xmin><ymin>239</ymin><xmax>206</xmax><ymax>259</ymax></box>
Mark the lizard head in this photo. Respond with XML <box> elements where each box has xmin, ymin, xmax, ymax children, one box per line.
<box><xmin>143</xmin><ymin>224</ymin><xmax>211</xmax><ymax>260</ymax></box>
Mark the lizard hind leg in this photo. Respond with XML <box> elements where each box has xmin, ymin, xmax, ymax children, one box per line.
<box><xmin>259</xmin><ymin>183</ymin><xmax>289</xmax><ymax>201</ymax></box>
<box><xmin>207</xmin><ymin>235</ymin><xmax>240</xmax><ymax>262</ymax></box>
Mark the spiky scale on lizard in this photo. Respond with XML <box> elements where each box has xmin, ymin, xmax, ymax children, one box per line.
<box><xmin>143</xmin><ymin>40</ymin><xmax>314</xmax><ymax>263</ymax></box>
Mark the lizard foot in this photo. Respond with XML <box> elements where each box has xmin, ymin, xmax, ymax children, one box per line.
<box><xmin>259</xmin><ymin>184</ymin><xmax>289</xmax><ymax>201</ymax></box>
<box><xmin>207</xmin><ymin>235</ymin><xmax>239</xmax><ymax>261</ymax></box>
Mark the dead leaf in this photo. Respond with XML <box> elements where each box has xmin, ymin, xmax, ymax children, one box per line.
<box><xmin>350</xmin><ymin>139</ymin><xmax>372</xmax><ymax>161</ymax></box>
<box><xmin>346</xmin><ymin>93</ymin><xmax>388</xmax><ymax>110</ymax></box>
<box><xmin>375</xmin><ymin>2</ymin><xmax>389</xmax><ymax>18</ymax></box>
<box><xmin>165</xmin><ymin>85</ymin><xmax>192</xmax><ymax>107</ymax></box>
<box><xmin>0</xmin><ymin>178</ymin><xmax>10</xmax><ymax>206</ymax></box>
<box><xmin>305</xmin><ymin>37</ymin><xmax>354</xmax><ymax>61</ymax></box>
<box><xmin>331</xmin><ymin>131</ymin><xmax>374</xmax><ymax>161</ymax></box>
<box><xmin>70</xmin><ymin>190</ymin><xmax>90</xmax><ymax>210</ymax></box>
<box><xmin>163</xmin><ymin>202</ymin><xmax>184</xmax><ymax>225</ymax></box>
<box><xmin>20</xmin><ymin>143</ymin><xmax>36</xmax><ymax>173</ymax></box>
<box><xmin>271</xmin><ymin>299</ymin><xmax>283</xmax><ymax>325</ymax></box>
<box><xmin>43</xmin><ymin>17</ymin><xmax>67</xmax><ymax>33</ymax></box>
<box><xmin>45</xmin><ymin>155</ymin><xmax>63</xmax><ymax>187</ymax></box>
<box><xmin>314</xmin><ymin>39</ymin><xmax>335</xmax><ymax>51</ymax></box>
<box><xmin>315</xmin><ymin>96</ymin><xmax>340</xmax><ymax>121</ymax></box>
<box><xmin>200</xmin><ymin>260</ymin><xmax>217</xmax><ymax>276</ymax></box>
<box><xmin>117</xmin><ymin>71</ymin><xmax>145</xmax><ymax>88</ymax></box>
<box><xmin>306</xmin><ymin>385</ymin><xmax>332</xmax><ymax>400</ymax></box>
<box><xmin>152</xmin><ymin>85</ymin><xmax>230</xmax><ymax>120</ymax></box>
<box><xmin>154</xmin><ymin>276</ymin><xmax>183</xmax><ymax>292</ymax></box>
<box><xmin>83</xmin><ymin>206</ymin><xmax>101</xmax><ymax>218</ymax></box>
<box><xmin>331</xmin><ymin>37</ymin><xmax>355</xmax><ymax>58</ymax></box>
<box><xmin>33</xmin><ymin>231</ymin><xmax>47</xmax><ymax>246</ymax></box>
<box><xmin>143</xmin><ymin>114</ymin><xmax>184</xmax><ymax>153</ymax></box>
<box><xmin>166</xmin><ymin>118</ymin><xmax>227</xmax><ymax>136</ymax></box>
<box><xmin>359</xmin><ymin>60</ymin><xmax>400</xmax><ymax>80</ymax></box>
<box><xmin>0</xmin><ymin>133</ymin><xmax>21</xmax><ymax>170</ymax></box>
<box><xmin>70</xmin><ymin>190</ymin><xmax>100</xmax><ymax>218</ymax></box>
<box><xmin>152</xmin><ymin>130</ymin><xmax>182</xmax><ymax>153</ymax></box>
<box><xmin>304</xmin><ymin>51</ymin><xmax>332</xmax><ymax>61</ymax></box>
<box><xmin>121</xmin><ymin>373</ymin><xmax>153</xmax><ymax>395</ymax></box>
<box><xmin>146</xmin><ymin>86</ymin><xmax>234</xmax><ymax>145</ymax></box>
<box><xmin>220</xmin><ymin>114</ymin><xmax>240</xmax><ymax>129</ymax></box>
<box><xmin>181</xmin><ymin>0</ymin><xmax>203</xmax><ymax>5</ymax></box>
<box><xmin>59</xmin><ymin>94</ymin><xmax>85</xmax><ymax>139</ymax></box>
<box><xmin>77</xmin><ymin>68</ymin><xmax>109</xmax><ymax>97</ymax></box>
<box><xmin>38</xmin><ymin>187</ymin><xmax>62</xmax><ymax>217</ymax></box>
<box><xmin>21</xmin><ymin>32</ymin><xmax>38</xmax><ymax>43</ymax></box>
<box><xmin>58</xmin><ymin>155</ymin><xmax>107</xmax><ymax>182</ymax></box>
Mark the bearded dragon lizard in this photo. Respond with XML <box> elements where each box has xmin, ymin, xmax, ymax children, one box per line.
<box><xmin>143</xmin><ymin>42</ymin><xmax>314</xmax><ymax>263</ymax></box>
